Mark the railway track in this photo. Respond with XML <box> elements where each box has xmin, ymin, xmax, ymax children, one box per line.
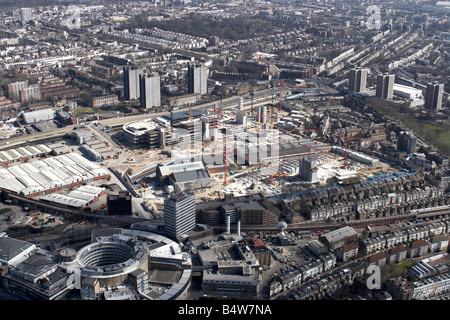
<box><xmin>8</xmin><ymin>193</ymin><xmax>151</xmax><ymax>225</ymax></box>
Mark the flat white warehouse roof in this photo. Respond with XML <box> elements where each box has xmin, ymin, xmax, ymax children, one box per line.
<box><xmin>0</xmin><ymin>153</ymin><xmax>109</xmax><ymax>195</ymax></box>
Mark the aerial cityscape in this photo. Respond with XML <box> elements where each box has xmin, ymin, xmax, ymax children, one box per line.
<box><xmin>0</xmin><ymin>0</ymin><xmax>449</xmax><ymax>305</ymax></box>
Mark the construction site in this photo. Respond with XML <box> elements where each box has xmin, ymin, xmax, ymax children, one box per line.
<box><xmin>114</xmin><ymin>81</ymin><xmax>404</xmax><ymax>227</ymax></box>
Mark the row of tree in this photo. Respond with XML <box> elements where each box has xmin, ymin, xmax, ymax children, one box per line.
<box><xmin>121</xmin><ymin>13</ymin><xmax>290</xmax><ymax>41</ymax></box>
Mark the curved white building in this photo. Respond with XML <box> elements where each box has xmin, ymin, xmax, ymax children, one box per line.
<box><xmin>1</xmin><ymin>228</ymin><xmax>192</xmax><ymax>300</ymax></box>
<box><xmin>122</xmin><ymin>119</ymin><xmax>170</xmax><ymax>149</ymax></box>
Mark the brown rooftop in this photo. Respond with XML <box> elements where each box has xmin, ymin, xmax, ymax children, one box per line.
<box><xmin>409</xmin><ymin>240</ymin><xmax>429</xmax><ymax>249</ymax></box>
<box><xmin>387</xmin><ymin>246</ymin><xmax>407</xmax><ymax>255</ymax></box>
<box><xmin>340</xmin><ymin>242</ymin><xmax>358</xmax><ymax>252</ymax></box>
<box><xmin>367</xmin><ymin>252</ymin><xmax>386</xmax><ymax>263</ymax></box>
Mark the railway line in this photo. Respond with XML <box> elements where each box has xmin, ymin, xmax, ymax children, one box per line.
<box><xmin>8</xmin><ymin>193</ymin><xmax>151</xmax><ymax>225</ymax></box>
<box><xmin>345</xmin><ymin>205</ymin><xmax>450</xmax><ymax>228</ymax></box>
<box><xmin>8</xmin><ymin>191</ymin><xmax>450</xmax><ymax>234</ymax></box>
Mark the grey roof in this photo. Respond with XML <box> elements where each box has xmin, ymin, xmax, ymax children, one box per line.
<box><xmin>321</xmin><ymin>226</ymin><xmax>357</xmax><ymax>243</ymax></box>
<box><xmin>171</xmin><ymin>168</ymin><xmax>210</xmax><ymax>183</ymax></box>
<box><xmin>81</xmin><ymin>277</ymin><xmax>98</xmax><ymax>286</ymax></box>
<box><xmin>41</xmin><ymin>269</ymin><xmax>68</xmax><ymax>289</ymax></box>
<box><xmin>9</xmin><ymin>253</ymin><xmax>56</xmax><ymax>282</ymax></box>
<box><xmin>198</xmin><ymin>249</ymin><xmax>218</xmax><ymax>265</ymax></box>
<box><xmin>158</xmin><ymin>161</ymin><xmax>204</xmax><ymax>177</ymax></box>
<box><xmin>0</xmin><ymin>237</ymin><xmax>35</xmax><ymax>262</ymax></box>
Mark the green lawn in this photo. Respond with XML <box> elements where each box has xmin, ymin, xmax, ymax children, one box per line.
<box><xmin>72</xmin><ymin>107</ymin><xmax>95</xmax><ymax>118</ymax></box>
<box><xmin>381</xmin><ymin>259</ymin><xmax>414</xmax><ymax>283</ymax></box>
<box><xmin>438</xmin><ymin>131</ymin><xmax>450</xmax><ymax>149</ymax></box>
<box><xmin>366</xmin><ymin>98</ymin><xmax>450</xmax><ymax>157</ymax></box>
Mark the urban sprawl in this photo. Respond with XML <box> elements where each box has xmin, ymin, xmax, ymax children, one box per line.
<box><xmin>0</xmin><ymin>0</ymin><xmax>449</xmax><ymax>302</ymax></box>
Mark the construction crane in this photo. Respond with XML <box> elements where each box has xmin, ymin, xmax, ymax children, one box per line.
<box><xmin>250</xmin><ymin>87</ymin><xmax>255</xmax><ymax>119</ymax></box>
<box><xmin>213</xmin><ymin>103</ymin><xmax>216</xmax><ymax>141</ymax></box>
<box><xmin>279</xmin><ymin>79</ymin><xmax>283</xmax><ymax>113</ymax></box>
<box><xmin>270</xmin><ymin>128</ymin><xmax>276</xmax><ymax>183</ymax></box>
<box><xmin>224</xmin><ymin>142</ymin><xmax>228</xmax><ymax>186</ymax></box>
<box><xmin>212</xmin><ymin>99</ymin><xmax>227</xmax><ymax>141</ymax></box>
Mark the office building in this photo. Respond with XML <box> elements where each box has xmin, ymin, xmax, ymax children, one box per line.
<box><xmin>107</xmin><ymin>191</ymin><xmax>132</xmax><ymax>215</ymax></box>
<box><xmin>164</xmin><ymin>191</ymin><xmax>196</xmax><ymax>240</ymax></box>
<box><xmin>198</xmin><ymin>236</ymin><xmax>261</xmax><ymax>298</ymax></box>
<box><xmin>187</xmin><ymin>63</ymin><xmax>208</xmax><ymax>95</ymax></box>
<box><xmin>376</xmin><ymin>74</ymin><xmax>395</xmax><ymax>99</ymax></box>
<box><xmin>7</xmin><ymin>81</ymin><xmax>28</xmax><ymax>99</ymax></box>
<box><xmin>425</xmin><ymin>82</ymin><xmax>444</xmax><ymax>111</ymax></box>
<box><xmin>139</xmin><ymin>73</ymin><xmax>161</xmax><ymax>109</ymax></box>
<box><xmin>123</xmin><ymin>66</ymin><xmax>144</xmax><ymax>100</ymax></box>
<box><xmin>122</xmin><ymin>119</ymin><xmax>171</xmax><ymax>149</ymax></box>
<box><xmin>218</xmin><ymin>200</ymin><xmax>278</xmax><ymax>226</ymax></box>
<box><xmin>89</xmin><ymin>94</ymin><xmax>119</xmax><ymax>107</ymax></box>
<box><xmin>21</xmin><ymin>8</ymin><xmax>32</xmax><ymax>24</ymax></box>
<box><xmin>0</xmin><ymin>229</ymin><xmax>192</xmax><ymax>300</ymax></box>
<box><xmin>299</xmin><ymin>157</ymin><xmax>318</xmax><ymax>183</ymax></box>
<box><xmin>349</xmin><ymin>68</ymin><xmax>368</xmax><ymax>93</ymax></box>
<box><xmin>397</xmin><ymin>131</ymin><xmax>417</xmax><ymax>154</ymax></box>
<box><xmin>20</xmin><ymin>85</ymin><xmax>41</xmax><ymax>103</ymax></box>
<box><xmin>236</xmin><ymin>110</ymin><xmax>247</xmax><ymax>125</ymax></box>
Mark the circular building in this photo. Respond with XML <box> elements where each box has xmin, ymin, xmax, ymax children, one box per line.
<box><xmin>75</xmin><ymin>234</ymin><xmax>148</xmax><ymax>288</ymax></box>
<box><xmin>122</xmin><ymin>119</ymin><xmax>169</xmax><ymax>149</ymax></box>
<box><xmin>60</xmin><ymin>228</ymin><xmax>192</xmax><ymax>300</ymax></box>
<box><xmin>60</xmin><ymin>248</ymin><xmax>77</xmax><ymax>263</ymax></box>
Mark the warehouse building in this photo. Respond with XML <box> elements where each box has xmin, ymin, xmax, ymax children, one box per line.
<box><xmin>40</xmin><ymin>185</ymin><xmax>106</xmax><ymax>208</ymax></box>
<box><xmin>0</xmin><ymin>153</ymin><xmax>110</xmax><ymax>197</ymax></box>
<box><xmin>80</xmin><ymin>144</ymin><xmax>103</xmax><ymax>161</ymax></box>
<box><xmin>319</xmin><ymin>226</ymin><xmax>358</xmax><ymax>250</ymax></box>
<box><xmin>168</xmin><ymin>167</ymin><xmax>212</xmax><ymax>191</ymax></box>
<box><xmin>22</xmin><ymin>109</ymin><xmax>54</xmax><ymax>124</ymax></box>
<box><xmin>81</xmin><ymin>139</ymin><xmax>118</xmax><ymax>161</ymax></box>
<box><xmin>156</xmin><ymin>161</ymin><xmax>205</xmax><ymax>185</ymax></box>
<box><xmin>0</xmin><ymin>144</ymin><xmax>51</xmax><ymax>166</ymax></box>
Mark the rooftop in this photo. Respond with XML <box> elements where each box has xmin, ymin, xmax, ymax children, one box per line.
<box><xmin>367</xmin><ymin>252</ymin><xmax>386</xmax><ymax>263</ymax></box>
<box><xmin>387</xmin><ymin>246</ymin><xmax>407</xmax><ymax>255</ymax></box>
<box><xmin>340</xmin><ymin>242</ymin><xmax>358</xmax><ymax>252</ymax></box>
<box><xmin>321</xmin><ymin>226</ymin><xmax>357</xmax><ymax>243</ymax></box>
<box><xmin>0</xmin><ymin>236</ymin><xmax>35</xmax><ymax>263</ymax></box>
<box><xmin>171</xmin><ymin>168</ymin><xmax>211</xmax><ymax>183</ymax></box>
<box><xmin>410</xmin><ymin>240</ymin><xmax>430</xmax><ymax>249</ymax></box>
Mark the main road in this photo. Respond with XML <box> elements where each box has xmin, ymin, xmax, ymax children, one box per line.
<box><xmin>1</xmin><ymin>88</ymin><xmax>284</xmax><ymax>150</ymax></box>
